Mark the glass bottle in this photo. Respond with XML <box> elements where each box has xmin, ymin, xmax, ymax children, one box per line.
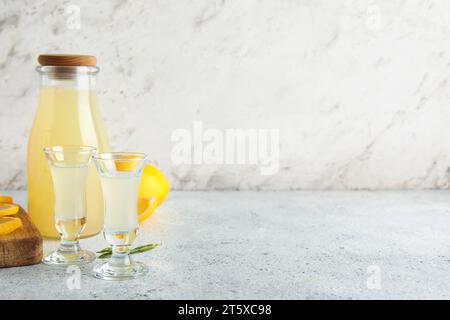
<box><xmin>27</xmin><ymin>54</ymin><xmax>110</xmax><ymax>238</ymax></box>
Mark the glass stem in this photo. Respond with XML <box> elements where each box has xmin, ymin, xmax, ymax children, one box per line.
<box><xmin>58</xmin><ymin>239</ymin><xmax>81</xmax><ymax>254</ymax></box>
<box><xmin>110</xmin><ymin>245</ymin><xmax>132</xmax><ymax>268</ymax></box>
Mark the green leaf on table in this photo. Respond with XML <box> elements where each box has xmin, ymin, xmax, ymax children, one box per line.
<box><xmin>97</xmin><ymin>242</ymin><xmax>162</xmax><ymax>259</ymax></box>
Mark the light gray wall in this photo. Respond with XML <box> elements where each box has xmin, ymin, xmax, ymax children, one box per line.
<box><xmin>1</xmin><ymin>0</ymin><xmax>450</xmax><ymax>190</ymax></box>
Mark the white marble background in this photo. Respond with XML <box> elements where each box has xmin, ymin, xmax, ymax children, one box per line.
<box><xmin>1</xmin><ymin>0</ymin><xmax>450</xmax><ymax>190</ymax></box>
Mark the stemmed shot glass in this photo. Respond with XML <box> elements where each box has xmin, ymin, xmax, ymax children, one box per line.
<box><xmin>92</xmin><ymin>152</ymin><xmax>148</xmax><ymax>280</ymax></box>
<box><xmin>42</xmin><ymin>145</ymin><xmax>96</xmax><ymax>265</ymax></box>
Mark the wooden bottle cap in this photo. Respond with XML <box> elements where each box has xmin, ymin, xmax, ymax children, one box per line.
<box><xmin>38</xmin><ymin>54</ymin><xmax>97</xmax><ymax>67</ymax></box>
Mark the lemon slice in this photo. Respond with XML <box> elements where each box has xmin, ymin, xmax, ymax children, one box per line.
<box><xmin>0</xmin><ymin>195</ymin><xmax>13</xmax><ymax>204</ymax></box>
<box><xmin>0</xmin><ymin>217</ymin><xmax>22</xmax><ymax>235</ymax></box>
<box><xmin>115</xmin><ymin>155</ymin><xmax>141</xmax><ymax>172</ymax></box>
<box><xmin>138</xmin><ymin>197</ymin><xmax>158</xmax><ymax>223</ymax></box>
<box><xmin>0</xmin><ymin>203</ymin><xmax>19</xmax><ymax>217</ymax></box>
<box><xmin>137</xmin><ymin>164</ymin><xmax>169</xmax><ymax>222</ymax></box>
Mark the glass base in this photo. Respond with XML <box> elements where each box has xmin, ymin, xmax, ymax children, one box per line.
<box><xmin>93</xmin><ymin>260</ymin><xmax>148</xmax><ymax>281</ymax></box>
<box><xmin>43</xmin><ymin>249</ymin><xmax>96</xmax><ymax>266</ymax></box>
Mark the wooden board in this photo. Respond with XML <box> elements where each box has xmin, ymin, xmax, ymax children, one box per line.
<box><xmin>0</xmin><ymin>206</ymin><xmax>43</xmax><ymax>267</ymax></box>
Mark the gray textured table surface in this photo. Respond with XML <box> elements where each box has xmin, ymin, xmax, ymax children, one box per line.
<box><xmin>1</xmin><ymin>190</ymin><xmax>450</xmax><ymax>300</ymax></box>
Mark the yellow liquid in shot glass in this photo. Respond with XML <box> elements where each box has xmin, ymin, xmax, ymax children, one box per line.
<box><xmin>100</xmin><ymin>175</ymin><xmax>140</xmax><ymax>246</ymax></box>
<box><xmin>50</xmin><ymin>165</ymin><xmax>89</xmax><ymax>241</ymax></box>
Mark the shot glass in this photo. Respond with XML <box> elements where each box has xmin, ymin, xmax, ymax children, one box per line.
<box><xmin>92</xmin><ymin>152</ymin><xmax>147</xmax><ymax>280</ymax></box>
<box><xmin>43</xmin><ymin>145</ymin><xmax>96</xmax><ymax>265</ymax></box>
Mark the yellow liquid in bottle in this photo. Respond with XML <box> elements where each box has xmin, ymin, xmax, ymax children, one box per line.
<box><xmin>27</xmin><ymin>87</ymin><xmax>109</xmax><ymax>238</ymax></box>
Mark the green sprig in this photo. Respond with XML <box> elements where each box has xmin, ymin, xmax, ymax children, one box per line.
<box><xmin>97</xmin><ymin>243</ymin><xmax>161</xmax><ymax>259</ymax></box>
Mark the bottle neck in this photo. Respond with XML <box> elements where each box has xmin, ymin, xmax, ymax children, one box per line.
<box><xmin>39</xmin><ymin>74</ymin><xmax>96</xmax><ymax>90</ymax></box>
<box><xmin>37</xmin><ymin>66</ymin><xmax>99</xmax><ymax>90</ymax></box>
